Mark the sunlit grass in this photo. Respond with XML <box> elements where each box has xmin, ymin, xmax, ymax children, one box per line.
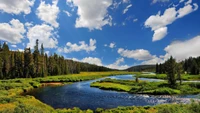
<box><xmin>0</xmin><ymin>71</ymin><xmax>134</xmax><ymax>113</ymax></box>
<box><xmin>136</xmin><ymin>73</ymin><xmax>200</xmax><ymax>81</ymax></box>
<box><xmin>91</xmin><ymin>78</ymin><xmax>200</xmax><ymax>95</ymax></box>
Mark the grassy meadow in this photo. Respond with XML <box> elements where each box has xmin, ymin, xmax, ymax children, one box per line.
<box><xmin>91</xmin><ymin>78</ymin><xmax>200</xmax><ymax>95</ymax></box>
<box><xmin>136</xmin><ymin>73</ymin><xmax>200</xmax><ymax>81</ymax></box>
<box><xmin>1</xmin><ymin>71</ymin><xmax>200</xmax><ymax>113</ymax></box>
<box><xmin>0</xmin><ymin>71</ymin><xmax>136</xmax><ymax>113</ymax></box>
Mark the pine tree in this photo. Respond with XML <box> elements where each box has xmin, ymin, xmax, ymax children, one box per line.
<box><xmin>24</xmin><ymin>48</ymin><xmax>34</xmax><ymax>78</ymax></box>
<box><xmin>10</xmin><ymin>53</ymin><xmax>15</xmax><ymax>78</ymax></box>
<box><xmin>176</xmin><ymin>63</ymin><xmax>183</xmax><ymax>85</ymax></box>
<box><xmin>0</xmin><ymin>57</ymin><xmax>3</xmax><ymax>79</ymax></box>
<box><xmin>33</xmin><ymin>39</ymin><xmax>40</xmax><ymax>77</ymax></box>
<box><xmin>165</xmin><ymin>56</ymin><xmax>177</xmax><ymax>87</ymax></box>
<box><xmin>2</xmin><ymin>42</ymin><xmax>10</xmax><ymax>78</ymax></box>
<box><xmin>40</xmin><ymin>44</ymin><xmax>45</xmax><ymax>77</ymax></box>
<box><xmin>156</xmin><ymin>63</ymin><xmax>159</xmax><ymax>74</ymax></box>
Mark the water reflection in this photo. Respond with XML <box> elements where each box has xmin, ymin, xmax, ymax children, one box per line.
<box><xmin>27</xmin><ymin>75</ymin><xmax>200</xmax><ymax>110</ymax></box>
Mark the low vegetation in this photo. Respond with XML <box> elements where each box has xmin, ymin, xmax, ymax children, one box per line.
<box><xmin>91</xmin><ymin>78</ymin><xmax>200</xmax><ymax>95</ymax></box>
<box><xmin>99</xmin><ymin>101</ymin><xmax>200</xmax><ymax>113</ymax></box>
<box><xmin>0</xmin><ymin>71</ymin><xmax>135</xmax><ymax>113</ymax></box>
<box><xmin>136</xmin><ymin>74</ymin><xmax>200</xmax><ymax>81</ymax></box>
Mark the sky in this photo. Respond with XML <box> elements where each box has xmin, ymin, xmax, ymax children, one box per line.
<box><xmin>0</xmin><ymin>0</ymin><xmax>200</xmax><ymax>70</ymax></box>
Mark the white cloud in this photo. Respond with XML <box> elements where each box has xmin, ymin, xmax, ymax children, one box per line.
<box><xmin>122</xmin><ymin>0</ymin><xmax>130</xmax><ymax>3</ymax></box>
<box><xmin>67</xmin><ymin>0</ymin><xmax>113</xmax><ymax>30</ymax></box>
<box><xmin>0</xmin><ymin>19</ymin><xmax>26</xmax><ymax>44</ymax></box>
<box><xmin>153</xmin><ymin>27</ymin><xmax>168</xmax><ymax>41</ymax></box>
<box><xmin>107</xmin><ymin>58</ymin><xmax>129</xmax><ymax>70</ymax></box>
<box><xmin>185</xmin><ymin>0</ymin><xmax>192</xmax><ymax>5</ymax></box>
<box><xmin>70</xmin><ymin>57</ymin><xmax>129</xmax><ymax>70</ymax></box>
<box><xmin>143</xmin><ymin>35</ymin><xmax>200</xmax><ymax>64</ymax></box>
<box><xmin>123</xmin><ymin>4</ymin><xmax>132</xmax><ymax>14</ymax></box>
<box><xmin>118</xmin><ymin>48</ymin><xmax>154</xmax><ymax>60</ymax></box>
<box><xmin>142</xmin><ymin>56</ymin><xmax>164</xmax><ymax>65</ymax></box>
<box><xmin>180</xmin><ymin>0</ymin><xmax>185</xmax><ymax>3</ymax></box>
<box><xmin>11</xmin><ymin>45</ymin><xmax>17</xmax><ymax>48</ymax></box>
<box><xmin>37</xmin><ymin>0</ymin><xmax>59</xmax><ymax>28</ymax></box>
<box><xmin>63</xmin><ymin>10</ymin><xmax>72</xmax><ymax>17</ymax></box>
<box><xmin>145</xmin><ymin>1</ymin><xmax>198</xmax><ymax>41</ymax></box>
<box><xmin>177</xmin><ymin>3</ymin><xmax>198</xmax><ymax>18</ymax></box>
<box><xmin>0</xmin><ymin>0</ymin><xmax>34</xmax><ymax>15</ymax></box>
<box><xmin>58</xmin><ymin>39</ymin><xmax>96</xmax><ymax>53</ymax></box>
<box><xmin>109</xmin><ymin>42</ymin><xmax>116</xmax><ymax>48</ymax></box>
<box><xmin>164</xmin><ymin>35</ymin><xmax>200</xmax><ymax>61</ymax></box>
<box><xmin>25</xmin><ymin>22</ymin><xmax>33</xmax><ymax>28</ymax></box>
<box><xmin>81</xmin><ymin>57</ymin><xmax>103</xmax><ymax>66</ymax></box>
<box><xmin>112</xmin><ymin>1</ymin><xmax>121</xmax><ymax>9</ymax></box>
<box><xmin>133</xmin><ymin>18</ymin><xmax>138</xmax><ymax>22</ymax></box>
<box><xmin>27</xmin><ymin>24</ymin><xmax>58</xmax><ymax>49</ymax></box>
<box><xmin>152</xmin><ymin>0</ymin><xmax>169</xmax><ymax>4</ymax></box>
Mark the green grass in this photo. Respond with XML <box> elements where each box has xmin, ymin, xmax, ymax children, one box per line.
<box><xmin>136</xmin><ymin>74</ymin><xmax>200</xmax><ymax>81</ymax></box>
<box><xmin>91</xmin><ymin>82</ymin><xmax>132</xmax><ymax>92</ymax></box>
<box><xmin>0</xmin><ymin>71</ymin><xmax>135</xmax><ymax>113</ymax></box>
<box><xmin>99</xmin><ymin>101</ymin><xmax>200</xmax><ymax>113</ymax></box>
<box><xmin>91</xmin><ymin>78</ymin><xmax>200</xmax><ymax>95</ymax></box>
<box><xmin>1</xmin><ymin>71</ymin><xmax>200</xmax><ymax>113</ymax></box>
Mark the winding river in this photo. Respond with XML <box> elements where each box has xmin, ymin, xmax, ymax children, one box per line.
<box><xmin>27</xmin><ymin>75</ymin><xmax>200</xmax><ymax>110</ymax></box>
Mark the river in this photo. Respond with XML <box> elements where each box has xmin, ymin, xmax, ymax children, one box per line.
<box><xmin>27</xmin><ymin>75</ymin><xmax>200</xmax><ymax>110</ymax></box>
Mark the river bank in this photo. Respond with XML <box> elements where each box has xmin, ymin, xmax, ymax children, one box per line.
<box><xmin>0</xmin><ymin>71</ymin><xmax>136</xmax><ymax>112</ymax></box>
<box><xmin>91</xmin><ymin>78</ymin><xmax>200</xmax><ymax>95</ymax></box>
<box><xmin>136</xmin><ymin>73</ymin><xmax>200</xmax><ymax>81</ymax></box>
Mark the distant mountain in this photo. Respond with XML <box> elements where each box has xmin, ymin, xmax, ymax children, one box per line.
<box><xmin>125</xmin><ymin>65</ymin><xmax>156</xmax><ymax>72</ymax></box>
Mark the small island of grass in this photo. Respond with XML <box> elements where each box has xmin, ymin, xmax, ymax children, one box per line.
<box><xmin>91</xmin><ymin>78</ymin><xmax>200</xmax><ymax>95</ymax></box>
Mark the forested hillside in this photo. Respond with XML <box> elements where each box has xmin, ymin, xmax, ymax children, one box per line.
<box><xmin>126</xmin><ymin>65</ymin><xmax>156</xmax><ymax>72</ymax></box>
<box><xmin>0</xmin><ymin>40</ymin><xmax>114</xmax><ymax>79</ymax></box>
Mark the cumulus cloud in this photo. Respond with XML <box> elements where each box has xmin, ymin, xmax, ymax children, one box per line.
<box><xmin>0</xmin><ymin>0</ymin><xmax>34</xmax><ymax>15</ymax></box>
<box><xmin>145</xmin><ymin>0</ymin><xmax>198</xmax><ymax>41</ymax></box>
<box><xmin>107</xmin><ymin>58</ymin><xmax>129</xmax><ymax>70</ymax></box>
<box><xmin>141</xmin><ymin>56</ymin><xmax>164</xmax><ymax>65</ymax></box>
<box><xmin>81</xmin><ymin>57</ymin><xmax>103</xmax><ymax>66</ymax></box>
<box><xmin>0</xmin><ymin>19</ymin><xmax>26</xmax><ymax>44</ymax></box>
<box><xmin>118</xmin><ymin>48</ymin><xmax>154</xmax><ymax>60</ymax></box>
<box><xmin>27</xmin><ymin>24</ymin><xmax>58</xmax><ymax>49</ymax></box>
<box><xmin>164</xmin><ymin>35</ymin><xmax>200</xmax><ymax>61</ymax></box>
<box><xmin>143</xmin><ymin>35</ymin><xmax>200</xmax><ymax>64</ymax></box>
<box><xmin>58</xmin><ymin>39</ymin><xmax>96</xmax><ymax>53</ymax></box>
<box><xmin>109</xmin><ymin>42</ymin><xmax>116</xmax><ymax>48</ymax></box>
<box><xmin>153</xmin><ymin>27</ymin><xmax>168</xmax><ymax>41</ymax></box>
<box><xmin>37</xmin><ymin>0</ymin><xmax>59</xmax><ymax>28</ymax></box>
<box><xmin>123</xmin><ymin>4</ymin><xmax>132</xmax><ymax>14</ymax></box>
<box><xmin>67</xmin><ymin>0</ymin><xmax>113</xmax><ymax>30</ymax></box>
<box><xmin>69</xmin><ymin>57</ymin><xmax>129</xmax><ymax>70</ymax></box>
<box><xmin>68</xmin><ymin>57</ymin><xmax>102</xmax><ymax>66</ymax></box>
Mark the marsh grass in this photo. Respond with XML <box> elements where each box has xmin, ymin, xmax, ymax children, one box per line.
<box><xmin>91</xmin><ymin>78</ymin><xmax>200</xmax><ymax>95</ymax></box>
<box><xmin>0</xmin><ymin>71</ymin><xmax>135</xmax><ymax>113</ymax></box>
<box><xmin>136</xmin><ymin>74</ymin><xmax>200</xmax><ymax>81</ymax></box>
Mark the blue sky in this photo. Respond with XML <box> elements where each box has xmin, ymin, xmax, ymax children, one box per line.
<box><xmin>0</xmin><ymin>0</ymin><xmax>200</xmax><ymax>69</ymax></box>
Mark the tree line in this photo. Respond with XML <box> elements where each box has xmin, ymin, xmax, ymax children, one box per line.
<box><xmin>156</xmin><ymin>56</ymin><xmax>200</xmax><ymax>75</ymax></box>
<box><xmin>0</xmin><ymin>40</ymin><xmax>113</xmax><ymax>79</ymax></box>
<box><xmin>156</xmin><ymin>56</ymin><xmax>200</xmax><ymax>87</ymax></box>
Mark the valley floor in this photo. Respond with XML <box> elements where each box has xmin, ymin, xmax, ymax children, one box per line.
<box><xmin>0</xmin><ymin>71</ymin><xmax>200</xmax><ymax>113</ymax></box>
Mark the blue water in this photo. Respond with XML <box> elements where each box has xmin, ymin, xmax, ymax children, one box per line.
<box><xmin>27</xmin><ymin>75</ymin><xmax>200</xmax><ymax>110</ymax></box>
